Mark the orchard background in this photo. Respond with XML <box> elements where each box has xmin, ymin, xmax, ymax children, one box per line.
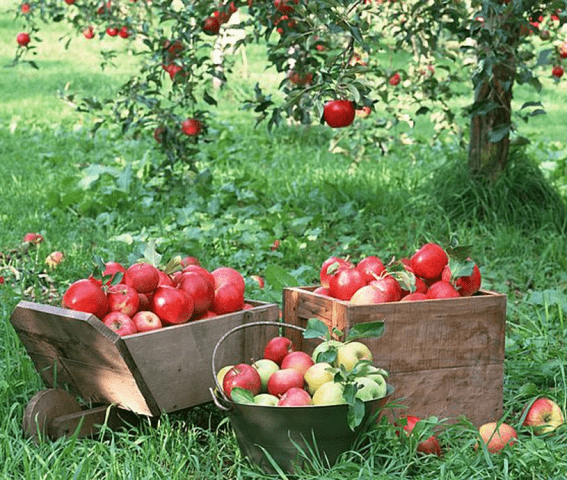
<box><xmin>2</xmin><ymin>0</ymin><xmax>567</xmax><ymax>478</ymax></box>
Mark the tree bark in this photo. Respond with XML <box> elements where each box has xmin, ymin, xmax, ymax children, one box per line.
<box><xmin>468</xmin><ymin>58</ymin><xmax>516</xmax><ymax>180</ymax></box>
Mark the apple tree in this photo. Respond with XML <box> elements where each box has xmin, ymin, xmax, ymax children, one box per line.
<box><xmin>11</xmin><ymin>0</ymin><xmax>567</xmax><ymax>181</ymax></box>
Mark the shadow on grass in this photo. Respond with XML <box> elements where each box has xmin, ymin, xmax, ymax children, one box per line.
<box><xmin>428</xmin><ymin>150</ymin><xmax>567</xmax><ymax>233</ymax></box>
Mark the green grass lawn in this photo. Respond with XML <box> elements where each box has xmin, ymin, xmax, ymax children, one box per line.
<box><xmin>2</xmin><ymin>2</ymin><xmax>567</xmax><ymax>478</ymax></box>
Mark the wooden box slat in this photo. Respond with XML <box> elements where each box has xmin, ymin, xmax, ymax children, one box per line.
<box><xmin>10</xmin><ymin>299</ymin><xmax>280</xmax><ymax>416</ymax></box>
<box><xmin>283</xmin><ymin>286</ymin><xmax>507</xmax><ymax>427</ymax></box>
<box><xmin>123</xmin><ymin>303</ymin><xmax>280</xmax><ymax>413</ymax></box>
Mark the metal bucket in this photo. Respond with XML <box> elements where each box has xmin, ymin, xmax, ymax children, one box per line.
<box><xmin>210</xmin><ymin>321</ymin><xmax>394</xmax><ymax>473</ymax></box>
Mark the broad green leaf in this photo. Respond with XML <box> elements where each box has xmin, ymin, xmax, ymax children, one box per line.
<box><xmin>143</xmin><ymin>240</ymin><xmax>162</xmax><ymax>268</ymax></box>
<box><xmin>303</xmin><ymin>318</ymin><xmax>330</xmax><ymax>339</ymax></box>
<box><xmin>231</xmin><ymin>388</ymin><xmax>255</xmax><ymax>405</ymax></box>
<box><xmin>345</xmin><ymin>321</ymin><xmax>384</xmax><ymax>342</ymax></box>
<box><xmin>264</xmin><ymin>265</ymin><xmax>299</xmax><ymax>291</ymax></box>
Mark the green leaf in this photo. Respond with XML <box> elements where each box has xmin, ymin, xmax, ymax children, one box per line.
<box><xmin>231</xmin><ymin>388</ymin><xmax>255</xmax><ymax>404</ymax></box>
<box><xmin>448</xmin><ymin>257</ymin><xmax>475</xmax><ymax>280</ymax></box>
<box><xmin>317</xmin><ymin>349</ymin><xmax>338</xmax><ymax>365</ymax></box>
<box><xmin>345</xmin><ymin>321</ymin><xmax>384</xmax><ymax>342</ymax></box>
<box><xmin>264</xmin><ymin>265</ymin><xmax>299</xmax><ymax>291</ymax></box>
<box><xmin>143</xmin><ymin>240</ymin><xmax>162</xmax><ymax>268</ymax></box>
<box><xmin>303</xmin><ymin>318</ymin><xmax>330</xmax><ymax>339</ymax></box>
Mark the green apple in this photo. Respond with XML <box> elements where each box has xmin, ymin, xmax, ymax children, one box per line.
<box><xmin>304</xmin><ymin>362</ymin><xmax>336</xmax><ymax>395</ymax></box>
<box><xmin>217</xmin><ymin>364</ymin><xmax>234</xmax><ymax>389</ymax></box>
<box><xmin>253</xmin><ymin>393</ymin><xmax>279</xmax><ymax>406</ymax></box>
<box><xmin>311</xmin><ymin>340</ymin><xmax>344</xmax><ymax>364</ymax></box>
<box><xmin>252</xmin><ymin>358</ymin><xmax>280</xmax><ymax>393</ymax></box>
<box><xmin>354</xmin><ymin>376</ymin><xmax>387</xmax><ymax>401</ymax></box>
<box><xmin>336</xmin><ymin>341</ymin><xmax>373</xmax><ymax>372</ymax></box>
<box><xmin>312</xmin><ymin>381</ymin><xmax>346</xmax><ymax>406</ymax></box>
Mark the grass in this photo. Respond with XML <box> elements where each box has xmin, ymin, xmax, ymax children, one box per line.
<box><xmin>2</xmin><ymin>2</ymin><xmax>567</xmax><ymax>478</ymax></box>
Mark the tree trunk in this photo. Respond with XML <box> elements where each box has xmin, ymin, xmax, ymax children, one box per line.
<box><xmin>468</xmin><ymin>59</ymin><xmax>516</xmax><ymax>180</ymax></box>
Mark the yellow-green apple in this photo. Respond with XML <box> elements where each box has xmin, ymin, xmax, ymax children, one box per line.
<box><xmin>222</xmin><ymin>364</ymin><xmax>262</xmax><ymax>400</ymax></box>
<box><xmin>103</xmin><ymin>311</ymin><xmax>138</xmax><ymax>337</ymax></box>
<box><xmin>304</xmin><ymin>362</ymin><xmax>335</xmax><ymax>395</ymax></box>
<box><xmin>354</xmin><ymin>377</ymin><xmax>386</xmax><ymax>401</ymax></box>
<box><xmin>364</xmin><ymin>365</ymin><xmax>389</xmax><ymax>380</ymax></box>
<box><xmin>311</xmin><ymin>339</ymin><xmax>344</xmax><ymax>364</ymax></box>
<box><xmin>278</xmin><ymin>387</ymin><xmax>312</xmax><ymax>406</ymax></box>
<box><xmin>216</xmin><ymin>364</ymin><xmax>234</xmax><ymax>387</ymax></box>
<box><xmin>522</xmin><ymin>397</ymin><xmax>564</xmax><ymax>435</ymax></box>
<box><xmin>107</xmin><ymin>284</ymin><xmax>140</xmax><ymax>316</ymax></box>
<box><xmin>252</xmin><ymin>358</ymin><xmax>280</xmax><ymax>392</ymax></box>
<box><xmin>254</xmin><ymin>393</ymin><xmax>279</xmax><ymax>406</ymax></box>
<box><xmin>312</xmin><ymin>381</ymin><xmax>346</xmax><ymax>405</ymax></box>
<box><xmin>267</xmin><ymin>368</ymin><xmax>304</xmax><ymax>397</ymax></box>
<box><xmin>281</xmin><ymin>351</ymin><xmax>314</xmax><ymax>376</ymax></box>
<box><xmin>397</xmin><ymin>415</ymin><xmax>443</xmax><ymax>456</ymax></box>
<box><xmin>132</xmin><ymin>310</ymin><xmax>162</xmax><ymax>333</ymax></box>
<box><xmin>336</xmin><ymin>341</ymin><xmax>373</xmax><ymax>371</ymax></box>
<box><xmin>476</xmin><ymin>421</ymin><xmax>517</xmax><ymax>453</ymax></box>
<box><xmin>263</xmin><ymin>336</ymin><xmax>295</xmax><ymax>365</ymax></box>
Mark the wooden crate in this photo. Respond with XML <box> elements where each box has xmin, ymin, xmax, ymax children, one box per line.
<box><xmin>10</xmin><ymin>300</ymin><xmax>280</xmax><ymax>417</ymax></box>
<box><xmin>283</xmin><ymin>287</ymin><xmax>507</xmax><ymax>427</ymax></box>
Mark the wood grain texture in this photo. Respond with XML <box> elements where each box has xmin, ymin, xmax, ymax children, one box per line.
<box><xmin>10</xmin><ymin>300</ymin><xmax>280</xmax><ymax>416</ymax></box>
<box><xmin>283</xmin><ymin>287</ymin><xmax>507</xmax><ymax>426</ymax></box>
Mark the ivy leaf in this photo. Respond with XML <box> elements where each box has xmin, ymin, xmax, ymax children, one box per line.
<box><xmin>303</xmin><ymin>318</ymin><xmax>330</xmax><ymax>339</ymax></box>
<box><xmin>345</xmin><ymin>321</ymin><xmax>384</xmax><ymax>342</ymax></box>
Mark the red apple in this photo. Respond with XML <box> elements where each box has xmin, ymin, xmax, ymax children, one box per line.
<box><xmin>251</xmin><ymin>275</ymin><xmax>265</xmax><ymax>289</ymax></box>
<box><xmin>441</xmin><ymin>261</ymin><xmax>482</xmax><ymax>297</ymax></box>
<box><xmin>16</xmin><ymin>32</ymin><xmax>31</xmax><ymax>47</ymax></box>
<box><xmin>178</xmin><ymin>271</ymin><xmax>215</xmax><ymax>316</ymax></box>
<box><xmin>401</xmin><ymin>292</ymin><xmax>429</xmax><ymax>302</ymax></box>
<box><xmin>138</xmin><ymin>293</ymin><xmax>150</xmax><ymax>311</ymax></box>
<box><xmin>320</xmin><ymin>256</ymin><xmax>352</xmax><ymax>288</ymax></box>
<box><xmin>181</xmin><ymin>118</ymin><xmax>202</xmax><ymax>136</ymax></box>
<box><xmin>278</xmin><ymin>387</ymin><xmax>312</xmax><ymax>406</ymax></box>
<box><xmin>264</xmin><ymin>336</ymin><xmax>295</xmax><ymax>365</ymax></box>
<box><xmin>103</xmin><ymin>311</ymin><xmax>138</xmax><ymax>336</ymax></box>
<box><xmin>313</xmin><ymin>286</ymin><xmax>331</xmax><ymax>296</ymax></box>
<box><xmin>62</xmin><ymin>278</ymin><xmax>109</xmax><ymax>320</ymax></box>
<box><xmin>132</xmin><ymin>310</ymin><xmax>162</xmax><ymax>333</ymax></box>
<box><xmin>356</xmin><ymin>255</ymin><xmax>386</xmax><ymax>283</ymax></box>
<box><xmin>23</xmin><ymin>232</ymin><xmax>43</xmax><ymax>244</ymax></box>
<box><xmin>328</xmin><ymin>265</ymin><xmax>366</xmax><ymax>301</ymax></box>
<box><xmin>107</xmin><ymin>284</ymin><xmax>140</xmax><ymax>316</ymax></box>
<box><xmin>150</xmin><ymin>285</ymin><xmax>194</xmax><ymax>325</ymax></box>
<box><xmin>103</xmin><ymin>261</ymin><xmax>127</xmax><ymax>285</ymax></box>
<box><xmin>280</xmin><ymin>351</ymin><xmax>314</xmax><ymax>377</ymax></box>
<box><xmin>267</xmin><ymin>368</ymin><xmax>305</xmax><ymax>397</ymax></box>
<box><xmin>397</xmin><ymin>415</ymin><xmax>443</xmax><ymax>456</ymax></box>
<box><xmin>476</xmin><ymin>422</ymin><xmax>517</xmax><ymax>453</ymax></box>
<box><xmin>157</xmin><ymin>269</ymin><xmax>176</xmax><ymax>288</ymax></box>
<box><xmin>211</xmin><ymin>267</ymin><xmax>245</xmax><ymax>296</ymax></box>
<box><xmin>211</xmin><ymin>282</ymin><xmax>244</xmax><ymax>315</ymax></box>
<box><xmin>367</xmin><ymin>274</ymin><xmax>402</xmax><ymax>302</ymax></box>
<box><xmin>180</xmin><ymin>256</ymin><xmax>200</xmax><ymax>267</ymax></box>
<box><xmin>522</xmin><ymin>397</ymin><xmax>565</xmax><ymax>435</ymax></box>
<box><xmin>125</xmin><ymin>263</ymin><xmax>160</xmax><ymax>294</ymax></box>
<box><xmin>426</xmin><ymin>281</ymin><xmax>460</xmax><ymax>299</ymax></box>
<box><xmin>222</xmin><ymin>363</ymin><xmax>262</xmax><ymax>399</ymax></box>
<box><xmin>410</xmin><ymin>243</ymin><xmax>448</xmax><ymax>281</ymax></box>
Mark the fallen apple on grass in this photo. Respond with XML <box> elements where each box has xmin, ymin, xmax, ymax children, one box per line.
<box><xmin>521</xmin><ymin>397</ymin><xmax>565</xmax><ymax>435</ymax></box>
<box><xmin>396</xmin><ymin>415</ymin><xmax>443</xmax><ymax>456</ymax></box>
<box><xmin>476</xmin><ymin>421</ymin><xmax>517</xmax><ymax>453</ymax></box>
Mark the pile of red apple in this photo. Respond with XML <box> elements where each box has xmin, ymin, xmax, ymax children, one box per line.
<box><xmin>61</xmin><ymin>256</ymin><xmax>254</xmax><ymax>336</ymax></box>
<box><xmin>217</xmin><ymin>335</ymin><xmax>389</xmax><ymax>407</ymax></box>
<box><xmin>316</xmin><ymin>242</ymin><xmax>482</xmax><ymax>304</ymax></box>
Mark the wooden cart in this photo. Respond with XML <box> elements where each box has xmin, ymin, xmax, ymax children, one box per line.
<box><xmin>10</xmin><ymin>300</ymin><xmax>280</xmax><ymax>442</ymax></box>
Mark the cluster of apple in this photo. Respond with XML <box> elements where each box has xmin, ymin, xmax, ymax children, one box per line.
<box><xmin>62</xmin><ymin>256</ymin><xmax>252</xmax><ymax>336</ymax></box>
<box><xmin>315</xmin><ymin>242</ymin><xmax>482</xmax><ymax>304</ymax></box>
<box><xmin>218</xmin><ymin>335</ymin><xmax>388</xmax><ymax>407</ymax></box>
<box><xmin>396</xmin><ymin>396</ymin><xmax>565</xmax><ymax>457</ymax></box>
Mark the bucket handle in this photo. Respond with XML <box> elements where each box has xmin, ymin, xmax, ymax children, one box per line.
<box><xmin>211</xmin><ymin>320</ymin><xmax>312</xmax><ymax>404</ymax></box>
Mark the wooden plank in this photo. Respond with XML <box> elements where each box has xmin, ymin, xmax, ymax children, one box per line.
<box><xmin>383</xmin><ymin>363</ymin><xmax>504</xmax><ymax>427</ymax></box>
<box><xmin>10</xmin><ymin>301</ymin><xmax>158</xmax><ymax>416</ymax></box>
<box><xmin>122</xmin><ymin>302</ymin><xmax>280</xmax><ymax>413</ymax></box>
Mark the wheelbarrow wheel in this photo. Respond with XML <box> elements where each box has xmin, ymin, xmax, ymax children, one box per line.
<box><xmin>23</xmin><ymin>388</ymin><xmax>82</xmax><ymax>442</ymax></box>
